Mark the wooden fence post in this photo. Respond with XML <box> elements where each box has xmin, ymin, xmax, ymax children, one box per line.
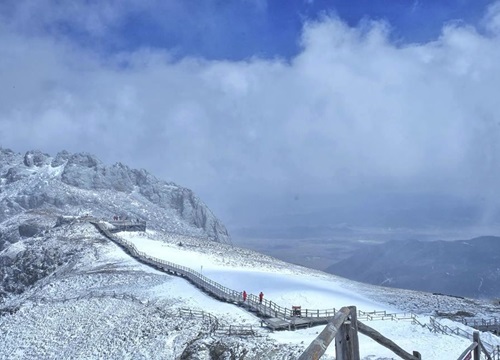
<box><xmin>299</xmin><ymin>307</ymin><xmax>351</xmax><ymax>360</ymax></box>
<box><xmin>335</xmin><ymin>321</ymin><xmax>350</xmax><ymax>360</ymax></box>
<box><xmin>473</xmin><ymin>331</ymin><xmax>480</xmax><ymax>360</ymax></box>
<box><xmin>350</xmin><ymin>306</ymin><xmax>360</xmax><ymax>360</ymax></box>
<box><xmin>335</xmin><ymin>306</ymin><xmax>359</xmax><ymax>360</ymax></box>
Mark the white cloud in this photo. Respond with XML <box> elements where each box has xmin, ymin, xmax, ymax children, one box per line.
<box><xmin>2</xmin><ymin>4</ymin><xmax>500</xmax><ymax>224</ymax></box>
<box><xmin>483</xmin><ymin>1</ymin><xmax>500</xmax><ymax>34</ymax></box>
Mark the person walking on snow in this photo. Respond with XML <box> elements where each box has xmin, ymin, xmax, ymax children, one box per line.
<box><xmin>242</xmin><ymin>290</ymin><xmax>247</xmax><ymax>302</ymax></box>
<box><xmin>259</xmin><ymin>291</ymin><xmax>264</xmax><ymax>304</ymax></box>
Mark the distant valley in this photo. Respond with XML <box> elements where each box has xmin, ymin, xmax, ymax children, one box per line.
<box><xmin>326</xmin><ymin>236</ymin><xmax>500</xmax><ymax>299</ymax></box>
<box><xmin>233</xmin><ymin>226</ymin><xmax>500</xmax><ymax>299</ymax></box>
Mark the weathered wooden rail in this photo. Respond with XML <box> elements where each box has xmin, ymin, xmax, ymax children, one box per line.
<box><xmin>455</xmin><ymin>331</ymin><xmax>495</xmax><ymax>360</ymax></box>
<box><xmin>412</xmin><ymin>316</ymin><xmax>500</xmax><ymax>359</ymax></box>
<box><xmin>300</xmin><ymin>307</ymin><xmax>500</xmax><ymax>360</ymax></box>
<box><xmin>89</xmin><ymin>220</ymin><xmax>363</xmax><ymax>328</ymax></box>
<box><xmin>108</xmin><ymin>220</ymin><xmax>147</xmax><ymax>233</ymax></box>
<box><xmin>86</xmin><ymin>219</ymin><xmax>500</xmax><ymax>359</ymax></box>
<box><xmin>299</xmin><ymin>306</ymin><xmax>423</xmax><ymax>360</ymax></box>
<box><xmin>462</xmin><ymin>318</ymin><xmax>500</xmax><ymax>335</ymax></box>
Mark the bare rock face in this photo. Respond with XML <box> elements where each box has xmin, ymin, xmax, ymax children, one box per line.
<box><xmin>18</xmin><ymin>221</ymin><xmax>44</xmax><ymax>238</ymax></box>
<box><xmin>51</xmin><ymin>150</ymin><xmax>70</xmax><ymax>167</ymax></box>
<box><xmin>5</xmin><ymin>167</ymin><xmax>28</xmax><ymax>184</ymax></box>
<box><xmin>23</xmin><ymin>151</ymin><xmax>51</xmax><ymax>167</ymax></box>
<box><xmin>0</xmin><ymin>148</ymin><xmax>230</xmax><ymax>304</ymax></box>
<box><xmin>0</xmin><ymin>222</ymin><xmax>94</xmax><ymax>301</ymax></box>
<box><xmin>0</xmin><ymin>148</ymin><xmax>231</xmax><ymax>250</ymax></box>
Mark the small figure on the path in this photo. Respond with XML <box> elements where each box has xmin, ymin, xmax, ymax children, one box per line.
<box><xmin>259</xmin><ymin>291</ymin><xmax>264</xmax><ymax>304</ymax></box>
<box><xmin>243</xmin><ymin>290</ymin><xmax>247</xmax><ymax>302</ymax></box>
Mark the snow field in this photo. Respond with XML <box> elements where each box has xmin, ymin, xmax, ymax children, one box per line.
<box><xmin>4</xmin><ymin>224</ymin><xmax>495</xmax><ymax>359</ymax></box>
<box><xmin>119</xmin><ymin>231</ymin><xmax>493</xmax><ymax>359</ymax></box>
<box><xmin>119</xmin><ymin>233</ymin><xmax>395</xmax><ymax>312</ymax></box>
<box><xmin>271</xmin><ymin>318</ymin><xmax>473</xmax><ymax>359</ymax></box>
<box><xmin>121</xmin><ymin>232</ymin><xmax>393</xmax><ymax>312</ymax></box>
<box><xmin>0</xmin><ymin>297</ymin><xmax>207</xmax><ymax>360</ymax></box>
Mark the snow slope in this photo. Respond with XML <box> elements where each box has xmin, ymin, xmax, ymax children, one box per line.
<box><xmin>1</xmin><ymin>221</ymin><xmax>500</xmax><ymax>359</ymax></box>
<box><xmin>119</xmin><ymin>230</ymin><xmax>500</xmax><ymax>359</ymax></box>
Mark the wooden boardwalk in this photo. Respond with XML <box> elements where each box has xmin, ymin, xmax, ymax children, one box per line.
<box><xmin>462</xmin><ymin>318</ymin><xmax>500</xmax><ymax>335</ymax></box>
<box><xmin>83</xmin><ymin>219</ymin><xmax>500</xmax><ymax>359</ymax></box>
<box><xmin>88</xmin><ymin>220</ymin><xmax>341</xmax><ymax>330</ymax></box>
<box><xmin>108</xmin><ymin>220</ymin><xmax>146</xmax><ymax>233</ymax></box>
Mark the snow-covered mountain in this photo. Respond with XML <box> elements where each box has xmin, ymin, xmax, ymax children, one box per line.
<box><xmin>327</xmin><ymin>236</ymin><xmax>500</xmax><ymax>298</ymax></box>
<box><xmin>0</xmin><ymin>148</ymin><xmax>229</xmax><ymax>247</ymax></box>
<box><xmin>0</xmin><ymin>148</ymin><xmax>228</xmax><ymax>299</ymax></box>
<box><xmin>1</xmin><ymin>148</ymin><xmax>500</xmax><ymax>359</ymax></box>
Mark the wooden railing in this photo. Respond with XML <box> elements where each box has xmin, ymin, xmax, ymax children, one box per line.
<box><xmin>299</xmin><ymin>306</ymin><xmax>422</xmax><ymax>360</ymax></box>
<box><xmin>89</xmin><ymin>220</ymin><xmax>357</xmax><ymax>321</ymax></box>
<box><xmin>412</xmin><ymin>316</ymin><xmax>500</xmax><ymax>360</ymax></box>
<box><xmin>462</xmin><ymin>318</ymin><xmax>500</xmax><ymax>334</ymax></box>
<box><xmin>455</xmin><ymin>331</ymin><xmax>496</xmax><ymax>360</ymax></box>
<box><xmin>108</xmin><ymin>220</ymin><xmax>147</xmax><ymax>233</ymax></box>
<box><xmin>300</xmin><ymin>308</ymin><xmax>499</xmax><ymax>360</ymax></box>
<box><xmin>87</xmin><ymin>219</ymin><xmax>500</xmax><ymax>359</ymax></box>
<box><xmin>90</xmin><ymin>220</ymin><xmax>422</xmax><ymax>324</ymax></box>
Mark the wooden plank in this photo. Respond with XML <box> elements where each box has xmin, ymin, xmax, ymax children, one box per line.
<box><xmin>456</xmin><ymin>343</ymin><xmax>476</xmax><ymax>360</ymax></box>
<box><xmin>350</xmin><ymin>306</ymin><xmax>360</xmax><ymax>360</ymax></box>
<box><xmin>262</xmin><ymin>318</ymin><xmax>291</xmax><ymax>331</ymax></box>
<box><xmin>357</xmin><ymin>321</ymin><xmax>420</xmax><ymax>360</ymax></box>
<box><xmin>292</xmin><ymin>318</ymin><xmax>313</xmax><ymax>329</ymax></box>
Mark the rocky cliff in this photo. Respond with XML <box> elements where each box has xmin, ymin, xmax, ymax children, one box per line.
<box><xmin>0</xmin><ymin>148</ymin><xmax>230</xmax><ymax>250</ymax></box>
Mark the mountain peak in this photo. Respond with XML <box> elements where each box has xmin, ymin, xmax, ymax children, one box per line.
<box><xmin>0</xmin><ymin>149</ymin><xmax>230</xmax><ymax>248</ymax></box>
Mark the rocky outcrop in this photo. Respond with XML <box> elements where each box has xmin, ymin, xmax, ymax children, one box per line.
<box><xmin>0</xmin><ymin>223</ymin><xmax>93</xmax><ymax>301</ymax></box>
<box><xmin>0</xmin><ymin>148</ymin><xmax>231</xmax><ymax>246</ymax></box>
<box><xmin>23</xmin><ymin>151</ymin><xmax>51</xmax><ymax>167</ymax></box>
<box><xmin>51</xmin><ymin>150</ymin><xmax>70</xmax><ymax>167</ymax></box>
<box><xmin>18</xmin><ymin>221</ymin><xmax>45</xmax><ymax>238</ymax></box>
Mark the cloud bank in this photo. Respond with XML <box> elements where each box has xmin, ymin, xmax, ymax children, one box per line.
<box><xmin>1</xmin><ymin>2</ymin><xmax>500</xmax><ymax>227</ymax></box>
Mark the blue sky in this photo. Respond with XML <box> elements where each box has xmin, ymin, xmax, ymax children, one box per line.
<box><xmin>2</xmin><ymin>1</ymin><xmax>500</xmax><ymax>231</ymax></box>
<box><xmin>1</xmin><ymin>0</ymin><xmax>495</xmax><ymax>60</ymax></box>
<box><xmin>118</xmin><ymin>0</ymin><xmax>492</xmax><ymax>60</ymax></box>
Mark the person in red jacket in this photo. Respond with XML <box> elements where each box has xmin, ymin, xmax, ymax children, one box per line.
<box><xmin>242</xmin><ymin>290</ymin><xmax>247</xmax><ymax>302</ymax></box>
<box><xmin>259</xmin><ymin>291</ymin><xmax>264</xmax><ymax>304</ymax></box>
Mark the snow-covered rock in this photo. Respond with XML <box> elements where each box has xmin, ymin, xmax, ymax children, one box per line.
<box><xmin>0</xmin><ymin>148</ymin><xmax>230</xmax><ymax>248</ymax></box>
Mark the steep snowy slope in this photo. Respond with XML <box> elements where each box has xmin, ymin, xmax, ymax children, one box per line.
<box><xmin>0</xmin><ymin>148</ymin><xmax>231</xmax><ymax>305</ymax></box>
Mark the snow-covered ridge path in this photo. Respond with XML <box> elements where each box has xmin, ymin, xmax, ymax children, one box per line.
<box><xmin>88</xmin><ymin>219</ymin><xmax>414</xmax><ymax>328</ymax></box>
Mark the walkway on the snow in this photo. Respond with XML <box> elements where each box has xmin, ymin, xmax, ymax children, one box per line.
<box><xmin>88</xmin><ymin>219</ymin><xmax>411</xmax><ymax>330</ymax></box>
